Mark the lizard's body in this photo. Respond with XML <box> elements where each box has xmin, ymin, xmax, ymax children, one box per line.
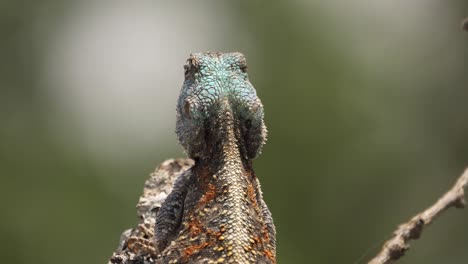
<box><xmin>108</xmin><ymin>52</ymin><xmax>276</xmax><ymax>264</ymax></box>
<box><xmin>156</xmin><ymin>52</ymin><xmax>276</xmax><ymax>263</ymax></box>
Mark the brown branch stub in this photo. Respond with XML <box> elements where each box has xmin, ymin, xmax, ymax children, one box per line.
<box><xmin>462</xmin><ymin>17</ymin><xmax>468</xmax><ymax>32</ymax></box>
<box><xmin>368</xmin><ymin>168</ymin><xmax>468</xmax><ymax>264</ymax></box>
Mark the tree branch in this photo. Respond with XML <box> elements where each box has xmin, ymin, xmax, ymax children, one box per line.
<box><xmin>368</xmin><ymin>168</ymin><xmax>468</xmax><ymax>264</ymax></box>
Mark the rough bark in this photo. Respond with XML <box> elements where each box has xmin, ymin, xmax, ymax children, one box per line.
<box><xmin>108</xmin><ymin>159</ymin><xmax>194</xmax><ymax>264</ymax></box>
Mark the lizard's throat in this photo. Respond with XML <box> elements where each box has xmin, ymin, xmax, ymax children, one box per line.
<box><xmin>198</xmin><ymin>106</ymin><xmax>248</xmax><ymax>174</ymax></box>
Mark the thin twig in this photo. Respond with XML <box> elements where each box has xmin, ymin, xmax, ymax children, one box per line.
<box><xmin>368</xmin><ymin>168</ymin><xmax>468</xmax><ymax>264</ymax></box>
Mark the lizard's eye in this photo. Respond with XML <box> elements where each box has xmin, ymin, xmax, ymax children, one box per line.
<box><xmin>237</xmin><ymin>58</ymin><xmax>247</xmax><ymax>73</ymax></box>
<box><xmin>234</xmin><ymin>53</ymin><xmax>248</xmax><ymax>73</ymax></box>
<box><xmin>183</xmin><ymin>64</ymin><xmax>190</xmax><ymax>77</ymax></box>
<box><xmin>184</xmin><ymin>58</ymin><xmax>200</xmax><ymax>78</ymax></box>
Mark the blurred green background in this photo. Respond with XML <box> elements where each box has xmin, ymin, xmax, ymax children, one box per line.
<box><xmin>1</xmin><ymin>1</ymin><xmax>468</xmax><ymax>263</ymax></box>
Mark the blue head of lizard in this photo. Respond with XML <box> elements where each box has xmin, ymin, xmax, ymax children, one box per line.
<box><xmin>176</xmin><ymin>52</ymin><xmax>267</xmax><ymax>160</ymax></box>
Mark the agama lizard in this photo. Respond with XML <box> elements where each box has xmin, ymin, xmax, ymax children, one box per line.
<box><xmin>109</xmin><ymin>52</ymin><xmax>276</xmax><ymax>264</ymax></box>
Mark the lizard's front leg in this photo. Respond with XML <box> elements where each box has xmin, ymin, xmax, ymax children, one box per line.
<box><xmin>154</xmin><ymin>169</ymin><xmax>192</xmax><ymax>252</ymax></box>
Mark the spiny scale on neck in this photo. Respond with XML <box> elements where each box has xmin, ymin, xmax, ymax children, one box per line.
<box><xmin>209</xmin><ymin>103</ymin><xmax>255</xmax><ymax>258</ymax></box>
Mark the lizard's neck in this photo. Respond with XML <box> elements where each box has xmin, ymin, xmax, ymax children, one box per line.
<box><xmin>193</xmin><ymin>105</ymin><xmax>261</xmax><ymax>262</ymax></box>
<box><xmin>196</xmin><ymin>100</ymin><xmax>251</xmax><ymax>184</ymax></box>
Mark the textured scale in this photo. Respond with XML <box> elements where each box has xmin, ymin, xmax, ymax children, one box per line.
<box><xmin>154</xmin><ymin>52</ymin><xmax>276</xmax><ymax>264</ymax></box>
